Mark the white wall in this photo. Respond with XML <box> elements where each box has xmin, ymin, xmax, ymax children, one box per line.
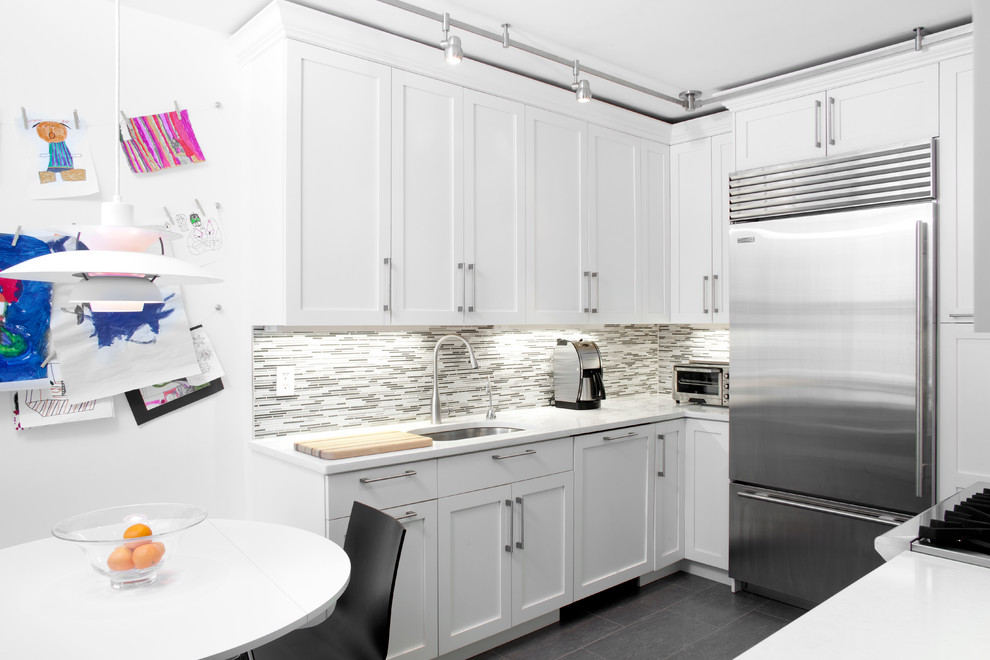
<box><xmin>0</xmin><ymin>1</ymin><xmax>251</xmax><ymax>547</ymax></box>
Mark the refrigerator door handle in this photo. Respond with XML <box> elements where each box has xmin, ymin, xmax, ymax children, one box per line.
<box><xmin>915</xmin><ymin>220</ymin><xmax>925</xmax><ymax>499</ymax></box>
<box><xmin>736</xmin><ymin>490</ymin><xmax>903</xmax><ymax>527</ymax></box>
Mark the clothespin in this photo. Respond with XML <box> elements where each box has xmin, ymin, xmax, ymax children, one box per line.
<box><xmin>20</xmin><ymin>107</ymin><xmax>28</xmax><ymax>130</ymax></box>
<box><xmin>41</xmin><ymin>350</ymin><xmax>55</xmax><ymax>369</ymax></box>
<box><xmin>72</xmin><ymin>109</ymin><xmax>79</xmax><ymax>129</ymax></box>
<box><xmin>11</xmin><ymin>226</ymin><xmax>21</xmax><ymax>247</ymax></box>
<box><xmin>195</xmin><ymin>199</ymin><xmax>207</xmax><ymax>217</ymax></box>
<box><xmin>214</xmin><ymin>201</ymin><xmax>223</xmax><ymax>212</ymax></box>
<box><xmin>163</xmin><ymin>206</ymin><xmax>174</xmax><ymax>224</ymax></box>
<box><xmin>174</xmin><ymin>100</ymin><xmax>181</xmax><ymax>113</ymax></box>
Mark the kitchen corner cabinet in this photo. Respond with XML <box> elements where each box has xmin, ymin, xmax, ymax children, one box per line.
<box><xmin>938</xmin><ymin>54</ymin><xmax>975</xmax><ymax>323</ymax></box>
<box><xmin>684</xmin><ymin>419</ymin><xmax>729</xmax><ymax>569</ymax></box>
<box><xmin>670</xmin><ymin>133</ymin><xmax>732</xmax><ymax>324</ymax></box>
<box><xmin>573</xmin><ymin>425</ymin><xmax>654</xmax><ymax>600</ymax></box>
<box><xmin>437</xmin><ymin>471</ymin><xmax>572</xmax><ymax>655</ymax></box>
<box><xmin>329</xmin><ymin>501</ymin><xmax>439</xmax><ymax>660</ymax></box>
<box><xmin>938</xmin><ymin>324</ymin><xmax>990</xmax><ymax>500</ymax></box>
<box><xmin>244</xmin><ymin>42</ymin><xmax>392</xmax><ymax>325</ymax></box>
<box><xmin>734</xmin><ymin>64</ymin><xmax>938</xmax><ymax>170</ymax></box>
<box><xmin>654</xmin><ymin>420</ymin><xmax>684</xmax><ymax>570</ymax></box>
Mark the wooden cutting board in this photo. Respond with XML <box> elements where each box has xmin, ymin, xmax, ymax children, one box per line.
<box><xmin>295</xmin><ymin>430</ymin><xmax>433</xmax><ymax>460</ymax></box>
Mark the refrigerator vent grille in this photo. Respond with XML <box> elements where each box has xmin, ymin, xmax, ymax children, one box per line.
<box><xmin>728</xmin><ymin>139</ymin><xmax>935</xmax><ymax>222</ymax></box>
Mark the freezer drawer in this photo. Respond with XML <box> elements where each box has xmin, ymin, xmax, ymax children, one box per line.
<box><xmin>729</xmin><ymin>483</ymin><xmax>905</xmax><ymax>607</ymax></box>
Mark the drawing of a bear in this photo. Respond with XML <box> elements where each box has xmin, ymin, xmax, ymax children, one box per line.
<box><xmin>35</xmin><ymin>121</ymin><xmax>86</xmax><ymax>184</ymax></box>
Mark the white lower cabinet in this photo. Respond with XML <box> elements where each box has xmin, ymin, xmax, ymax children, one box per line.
<box><xmin>654</xmin><ymin>420</ymin><xmax>684</xmax><ymax>570</ymax></box>
<box><xmin>437</xmin><ymin>471</ymin><xmax>572</xmax><ymax>655</ymax></box>
<box><xmin>684</xmin><ymin>419</ymin><xmax>729</xmax><ymax>569</ymax></box>
<box><xmin>328</xmin><ymin>500</ymin><xmax>439</xmax><ymax>660</ymax></box>
<box><xmin>573</xmin><ymin>425</ymin><xmax>654</xmax><ymax>600</ymax></box>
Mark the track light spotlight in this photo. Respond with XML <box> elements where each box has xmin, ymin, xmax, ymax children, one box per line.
<box><xmin>441</xmin><ymin>12</ymin><xmax>463</xmax><ymax>64</ymax></box>
<box><xmin>572</xmin><ymin>60</ymin><xmax>592</xmax><ymax>103</ymax></box>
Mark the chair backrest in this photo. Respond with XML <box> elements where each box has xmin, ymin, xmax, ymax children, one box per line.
<box><xmin>336</xmin><ymin>501</ymin><xmax>407</xmax><ymax>659</ymax></box>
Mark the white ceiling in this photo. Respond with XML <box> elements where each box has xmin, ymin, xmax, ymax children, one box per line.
<box><xmin>122</xmin><ymin>0</ymin><xmax>973</xmax><ymax>121</ymax></box>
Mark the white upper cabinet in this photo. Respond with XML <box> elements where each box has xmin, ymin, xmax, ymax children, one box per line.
<box><xmin>463</xmin><ymin>91</ymin><xmax>527</xmax><ymax>325</ymax></box>
<box><xmin>588</xmin><ymin>125</ymin><xmax>642</xmax><ymax>323</ymax></box>
<box><xmin>641</xmin><ymin>140</ymin><xmax>671</xmax><ymax>323</ymax></box>
<box><xmin>525</xmin><ymin>108</ymin><xmax>589</xmax><ymax>324</ymax></box>
<box><xmin>939</xmin><ymin>54</ymin><xmax>975</xmax><ymax>323</ymax></box>
<box><xmin>390</xmin><ymin>71</ymin><xmax>465</xmax><ymax>326</ymax></box>
<box><xmin>670</xmin><ymin>133</ymin><xmax>732</xmax><ymax>324</ymax></box>
<box><xmin>734</xmin><ymin>64</ymin><xmax>939</xmax><ymax>170</ymax></box>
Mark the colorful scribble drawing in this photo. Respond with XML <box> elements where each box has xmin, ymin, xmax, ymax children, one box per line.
<box><xmin>139</xmin><ymin>379</ymin><xmax>207</xmax><ymax>410</ymax></box>
<box><xmin>34</xmin><ymin>121</ymin><xmax>87</xmax><ymax>184</ymax></box>
<box><xmin>186</xmin><ymin>213</ymin><xmax>223</xmax><ymax>255</ymax></box>
<box><xmin>119</xmin><ymin>109</ymin><xmax>206</xmax><ymax>174</ymax></box>
<box><xmin>23</xmin><ymin>388</ymin><xmax>97</xmax><ymax>417</ymax></box>
<box><xmin>61</xmin><ymin>293</ymin><xmax>179</xmax><ymax>349</ymax></box>
<box><xmin>0</xmin><ymin>235</ymin><xmax>53</xmax><ymax>390</ymax></box>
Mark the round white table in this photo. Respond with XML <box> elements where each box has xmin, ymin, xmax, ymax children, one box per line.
<box><xmin>0</xmin><ymin>518</ymin><xmax>350</xmax><ymax>660</ymax></box>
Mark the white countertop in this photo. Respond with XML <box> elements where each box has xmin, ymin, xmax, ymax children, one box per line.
<box><xmin>250</xmin><ymin>394</ymin><xmax>729</xmax><ymax>474</ymax></box>
<box><xmin>737</xmin><ymin>551</ymin><xmax>990</xmax><ymax>658</ymax></box>
<box><xmin>0</xmin><ymin>519</ymin><xmax>350</xmax><ymax>660</ymax></box>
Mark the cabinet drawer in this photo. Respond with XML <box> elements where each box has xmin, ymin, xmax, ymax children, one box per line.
<box><xmin>327</xmin><ymin>459</ymin><xmax>438</xmax><ymax>519</ymax></box>
<box><xmin>438</xmin><ymin>437</ymin><xmax>572</xmax><ymax>497</ymax></box>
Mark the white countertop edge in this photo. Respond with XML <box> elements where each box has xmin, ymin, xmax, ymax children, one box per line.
<box><xmin>250</xmin><ymin>395</ymin><xmax>729</xmax><ymax>474</ymax></box>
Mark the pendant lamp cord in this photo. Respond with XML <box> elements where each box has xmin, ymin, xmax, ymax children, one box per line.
<box><xmin>114</xmin><ymin>0</ymin><xmax>121</xmax><ymax>204</ymax></box>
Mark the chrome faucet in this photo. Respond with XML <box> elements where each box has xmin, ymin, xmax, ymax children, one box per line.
<box><xmin>431</xmin><ymin>334</ymin><xmax>479</xmax><ymax>424</ymax></box>
<box><xmin>485</xmin><ymin>375</ymin><xmax>497</xmax><ymax>420</ymax></box>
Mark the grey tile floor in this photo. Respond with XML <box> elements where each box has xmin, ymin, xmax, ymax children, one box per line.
<box><xmin>471</xmin><ymin>572</ymin><xmax>807</xmax><ymax>660</ymax></box>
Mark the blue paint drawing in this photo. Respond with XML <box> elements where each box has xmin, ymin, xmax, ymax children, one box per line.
<box><xmin>68</xmin><ymin>292</ymin><xmax>178</xmax><ymax>349</ymax></box>
<box><xmin>0</xmin><ymin>235</ymin><xmax>52</xmax><ymax>386</ymax></box>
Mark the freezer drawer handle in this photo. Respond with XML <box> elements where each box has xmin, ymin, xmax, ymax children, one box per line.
<box><xmin>492</xmin><ymin>449</ymin><xmax>536</xmax><ymax>460</ymax></box>
<box><xmin>359</xmin><ymin>470</ymin><xmax>416</xmax><ymax>484</ymax></box>
<box><xmin>736</xmin><ymin>490</ymin><xmax>902</xmax><ymax>527</ymax></box>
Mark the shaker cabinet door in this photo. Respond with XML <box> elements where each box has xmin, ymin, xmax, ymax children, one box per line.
<box><xmin>734</xmin><ymin>93</ymin><xmax>825</xmax><ymax>170</ymax></box>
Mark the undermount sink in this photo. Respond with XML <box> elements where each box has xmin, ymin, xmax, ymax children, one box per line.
<box><xmin>412</xmin><ymin>425</ymin><xmax>524</xmax><ymax>443</ymax></box>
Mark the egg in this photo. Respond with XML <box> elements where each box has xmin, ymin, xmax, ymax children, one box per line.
<box><xmin>132</xmin><ymin>542</ymin><xmax>165</xmax><ymax>569</ymax></box>
<box><xmin>107</xmin><ymin>546</ymin><xmax>134</xmax><ymax>572</ymax></box>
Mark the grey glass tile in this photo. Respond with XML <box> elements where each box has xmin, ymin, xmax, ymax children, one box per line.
<box><xmin>489</xmin><ymin>610</ymin><xmax>622</xmax><ymax>660</ymax></box>
<box><xmin>584</xmin><ymin>610</ymin><xmax>719</xmax><ymax>660</ymax></box>
<box><xmin>667</xmin><ymin>584</ymin><xmax>768</xmax><ymax>628</ymax></box>
<box><xmin>588</xmin><ymin>581</ymin><xmax>696</xmax><ymax>627</ymax></box>
<box><xmin>654</xmin><ymin>571</ymin><xmax>721</xmax><ymax>594</ymax></box>
<box><xmin>756</xmin><ymin>599</ymin><xmax>808</xmax><ymax>622</ymax></box>
<box><xmin>559</xmin><ymin>650</ymin><xmax>606</xmax><ymax>660</ymax></box>
<box><xmin>665</xmin><ymin>611</ymin><xmax>788</xmax><ymax>660</ymax></box>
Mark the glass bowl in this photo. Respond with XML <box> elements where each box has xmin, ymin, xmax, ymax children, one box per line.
<box><xmin>52</xmin><ymin>503</ymin><xmax>207</xmax><ymax>590</ymax></box>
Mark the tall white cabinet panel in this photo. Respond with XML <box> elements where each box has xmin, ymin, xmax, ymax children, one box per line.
<box><xmin>438</xmin><ymin>485</ymin><xmax>511</xmax><ymax>654</ymax></box>
<box><xmin>573</xmin><ymin>426</ymin><xmax>654</xmax><ymax>600</ymax></box>
<box><xmin>641</xmin><ymin>140</ymin><xmax>670</xmax><ymax>322</ymax></box>
<box><xmin>684</xmin><ymin>419</ymin><xmax>729</xmax><ymax>570</ymax></box>
<box><xmin>939</xmin><ymin>54</ymin><xmax>975</xmax><ymax>322</ymax></box>
<box><xmin>510</xmin><ymin>472</ymin><xmax>573</xmax><ymax>624</ymax></box>
<box><xmin>328</xmin><ymin>501</ymin><xmax>438</xmax><ymax>660</ymax></box>
<box><xmin>526</xmin><ymin>108</ymin><xmax>589</xmax><ymax>324</ymax></box>
<box><xmin>463</xmin><ymin>91</ymin><xmax>526</xmax><ymax>324</ymax></box>
<box><xmin>711</xmin><ymin>133</ymin><xmax>733</xmax><ymax>323</ymax></box>
<box><xmin>272</xmin><ymin>42</ymin><xmax>391</xmax><ymax>325</ymax></box>
<box><xmin>654</xmin><ymin>420</ymin><xmax>684</xmax><ymax>570</ymax></box>
<box><xmin>391</xmin><ymin>71</ymin><xmax>464</xmax><ymax>325</ymax></box>
<box><xmin>734</xmin><ymin>93</ymin><xmax>824</xmax><ymax>170</ymax></box>
<box><xmin>588</xmin><ymin>125</ymin><xmax>641</xmax><ymax>322</ymax></box>
<box><xmin>938</xmin><ymin>324</ymin><xmax>990</xmax><ymax>500</ymax></box>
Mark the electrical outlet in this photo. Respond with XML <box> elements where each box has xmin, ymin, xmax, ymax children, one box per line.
<box><xmin>275</xmin><ymin>365</ymin><xmax>295</xmax><ymax>396</ymax></box>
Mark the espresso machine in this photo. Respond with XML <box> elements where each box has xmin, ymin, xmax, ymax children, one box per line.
<box><xmin>553</xmin><ymin>339</ymin><xmax>606</xmax><ymax>409</ymax></box>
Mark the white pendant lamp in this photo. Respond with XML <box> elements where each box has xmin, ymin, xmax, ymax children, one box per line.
<box><xmin>0</xmin><ymin>0</ymin><xmax>220</xmax><ymax>310</ymax></box>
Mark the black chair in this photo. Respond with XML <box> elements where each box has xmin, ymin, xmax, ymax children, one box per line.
<box><xmin>251</xmin><ymin>501</ymin><xmax>407</xmax><ymax>660</ymax></box>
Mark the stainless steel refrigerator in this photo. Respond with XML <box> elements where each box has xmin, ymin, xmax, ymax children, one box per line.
<box><xmin>727</xmin><ymin>140</ymin><xmax>936</xmax><ymax>608</ymax></box>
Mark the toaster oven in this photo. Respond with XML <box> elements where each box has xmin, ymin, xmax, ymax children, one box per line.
<box><xmin>673</xmin><ymin>361</ymin><xmax>729</xmax><ymax>406</ymax></box>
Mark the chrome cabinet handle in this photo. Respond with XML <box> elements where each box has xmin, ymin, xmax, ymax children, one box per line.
<box><xmin>603</xmin><ymin>431</ymin><xmax>638</xmax><ymax>442</ymax></box>
<box><xmin>468</xmin><ymin>263</ymin><xmax>476</xmax><ymax>312</ymax></box>
<box><xmin>583</xmin><ymin>271</ymin><xmax>591</xmax><ymax>313</ymax></box>
<box><xmin>359</xmin><ymin>469</ymin><xmax>416</xmax><ymax>484</ymax></box>
<box><xmin>713</xmin><ymin>274</ymin><xmax>720</xmax><ymax>314</ymax></box>
<box><xmin>394</xmin><ymin>511</ymin><xmax>418</xmax><ymax>522</ymax></box>
<box><xmin>515</xmin><ymin>496</ymin><xmax>525</xmax><ymax>549</ymax></box>
<box><xmin>457</xmin><ymin>262</ymin><xmax>465</xmax><ymax>312</ymax></box>
<box><xmin>737</xmin><ymin>490</ymin><xmax>904</xmax><ymax>527</ymax></box>
<box><xmin>657</xmin><ymin>433</ymin><xmax>666</xmax><ymax>477</ymax></box>
<box><xmin>814</xmin><ymin>99</ymin><xmax>822</xmax><ymax>148</ymax></box>
<box><xmin>382</xmin><ymin>257</ymin><xmax>392</xmax><ymax>312</ymax></box>
<box><xmin>591</xmin><ymin>272</ymin><xmax>600</xmax><ymax>314</ymax></box>
<box><xmin>505</xmin><ymin>499</ymin><xmax>513</xmax><ymax>553</ymax></box>
<box><xmin>949</xmin><ymin>313</ymin><xmax>974</xmax><ymax>318</ymax></box>
<box><xmin>702</xmin><ymin>275</ymin><xmax>710</xmax><ymax>314</ymax></box>
<box><xmin>828</xmin><ymin>97</ymin><xmax>836</xmax><ymax>146</ymax></box>
<box><xmin>915</xmin><ymin>220</ymin><xmax>925</xmax><ymax>498</ymax></box>
<box><xmin>492</xmin><ymin>449</ymin><xmax>536</xmax><ymax>460</ymax></box>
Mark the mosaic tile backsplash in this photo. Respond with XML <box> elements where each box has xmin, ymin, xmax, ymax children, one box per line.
<box><xmin>253</xmin><ymin>325</ymin><xmax>729</xmax><ymax>438</ymax></box>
